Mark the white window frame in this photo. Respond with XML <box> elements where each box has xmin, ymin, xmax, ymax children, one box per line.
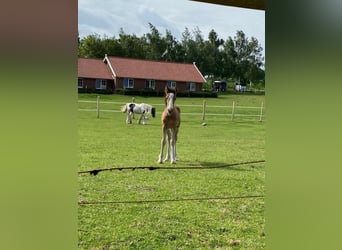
<box><xmin>188</xmin><ymin>82</ymin><xmax>196</xmax><ymax>91</ymax></box>
<box><xmin>78</xmin><ymin>78</ymin><xmax>84</xmax><ymax>88</ymax></box>
<box><xmin>167</xmin><ymin>81</ymin><xmax>176</xmax><ymax>88</ymax></box>
<box><xmin>96</xmin><ymin>79</ymin><xmax>107</xmax><ymax>89</ymax></box>
<box><xmin>124</xmin><ymin>78</ymin><xmax>134</xmax><ymax>89</ymax></box>
<box><xmin>146</xmin><ymin>79</ymin><xmax>155</xmax><ymax>90</ymax></box>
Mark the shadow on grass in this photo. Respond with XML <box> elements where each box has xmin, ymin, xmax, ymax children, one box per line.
<box><xmin>178</xmin><ymin>160</ymin><xmax>253</xmax><ymax>171</ymax></box>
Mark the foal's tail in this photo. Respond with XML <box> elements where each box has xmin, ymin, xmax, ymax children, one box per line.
<box><xmin>121</xmin><ymin>105</ymin><xmax>128</xmax><ymax>113</ymax></box>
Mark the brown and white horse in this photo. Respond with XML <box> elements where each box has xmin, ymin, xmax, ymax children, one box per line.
<box><xmin>158</xmin><ymin>86</ymin><xmax>181</xmax><ymax>164</ymax></box>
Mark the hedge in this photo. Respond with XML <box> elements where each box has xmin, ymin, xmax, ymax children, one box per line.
<box><xmin>78</xmin><ymin>88</ymin><xmax>263</xmax><ymax>97</ymax></box>
<box><xmin>78</xmin><ymin>88</ymin><xmax>114</xmax><ymax>94</ymax></box>
<box><xmin>115</xmin><ymin>88</ymin><xmax>218</xmax><ymax>98</ymax></box>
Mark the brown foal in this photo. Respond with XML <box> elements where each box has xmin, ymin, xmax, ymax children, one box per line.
<box><xmin>158</xmin><ymin>86</ymin><xmax>181</xmax><ymax>164</ymax></box>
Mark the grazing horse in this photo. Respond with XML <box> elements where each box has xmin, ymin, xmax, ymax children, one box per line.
<box><xmin>158</xmin><ymin>86</ymin><xmax>181</xmax><ymax>164</ymax></box>
<box><xmin>121</xmin><ymin>103</ymin><xmax>156</xmax><ymax>125</ymax></box>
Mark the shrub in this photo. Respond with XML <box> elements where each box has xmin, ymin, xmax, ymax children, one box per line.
<box><xmin>115</xmin><ymin>89</ymin><xmax>218</xmax><ymax>98</ymax></box>
<box><xmin>78</xmin><ymin>88</ymin><xmax>113</xmax><ymax>94</ymax></box>
<box><xmin>115</xmin><ymin>88</ymin><xmax>163</xmax><ymax>96</ymax></box>
<box><xmin>177</xmin><ymin>91</ymin><xmax>218</xmax><ymax>98</ymax></box>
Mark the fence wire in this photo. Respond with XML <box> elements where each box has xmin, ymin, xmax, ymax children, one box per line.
<box><xmin>78</xmin><ymin>100</ymin><xmax>266</xmax><ymax>120</ymax></box>
<box><xmin>78</xmin><ymin>194</ymin><xmax>264</xmax><ymax>206</ymax></box>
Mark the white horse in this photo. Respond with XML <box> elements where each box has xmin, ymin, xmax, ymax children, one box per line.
<box><xmin>121</xmin><ymin>103</ymin><xmax>156</xmax><ymax>125</ymax></box>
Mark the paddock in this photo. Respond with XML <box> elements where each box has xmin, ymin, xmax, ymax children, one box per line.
<box><xmin>78</xmin><ymin>93</ymin><xmax>265</xmax><ymax>249</ymax></box>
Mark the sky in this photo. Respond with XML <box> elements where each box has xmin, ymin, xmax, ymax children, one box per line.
<box><xmin>78</xmin><ymin>0</ymin><xmax>265</xmax><ymax>55</ymax></box>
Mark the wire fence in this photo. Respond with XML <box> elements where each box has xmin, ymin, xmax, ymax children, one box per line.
<box><xmin>78</xmin><ymin>98</ymin><xmax>266</xmax><ymax>121</ymax></box>
<box><xmin>79</xmin><ymin>195</ymin><xmax>264</xmax><ymax>206</ymax></box>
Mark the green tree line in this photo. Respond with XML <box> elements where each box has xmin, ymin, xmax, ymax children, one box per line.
<box><xmin>78</xmin><ymin>23</ymin><xmax>265</xmax><ymax>85</ymax></box>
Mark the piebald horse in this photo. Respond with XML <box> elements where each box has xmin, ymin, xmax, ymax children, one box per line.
<box><xmin>121</xmin><ymin>103</ymin><xmax>156</xmax><ymax>125</ymax></box>
<box><xmin>158</xmin><ymin>86</ymin><xmax>181</xmax><ymax>164</ymax></box>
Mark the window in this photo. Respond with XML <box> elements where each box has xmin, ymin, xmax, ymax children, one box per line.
<box><xmin>167</xmin><ymin>81</ymin><xmax>176</xmax><ymax>88</ymax></box>
<box><xmin>145</xmin><ymin>79</ymin><xmax>155</xmax><ymax>89</ymax></box>
<box><xmin>124</xmin><ymin>78</ymin><xmax>134</xmax><ymax>89</ymax></box>
<box><xmin>96</xmin><ymin>79</ymin><xmax>107</xmax><ymax>89</ymax></box>
<box><xmin>78</xmin><ymin>78</ymin><xmax>84</xmax><ymax>88</ymax></box>
<box><xmin>187</xmin><ymin>82</ymin><xmax>196</xmax><ymax>91</ymax></box>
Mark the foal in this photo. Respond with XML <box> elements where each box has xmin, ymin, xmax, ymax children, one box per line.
<box><xmin>158</xmin><ymin>86</ymin><xmax>181</xmax><ymax>164</ymax></box>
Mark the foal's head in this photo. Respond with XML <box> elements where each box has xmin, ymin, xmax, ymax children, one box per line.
<box><xmin>165</xmin><ymin>86</ymin><xmax>177</xmax><ymax>115</ymax></box>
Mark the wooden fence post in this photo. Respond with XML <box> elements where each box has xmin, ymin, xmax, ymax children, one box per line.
<box><xmin>96</xmin><ymin>95</ymin><xmax>100</xmax><ymax>119</ymax></box>
<box><xmin>202</xmin><ymin>99</ymin><xmax>206</xmax><ymax>121</ymax></box>
<box><xmin>259</xmin><ymin>102</ymin><xmax>264</xmax><ymax>122</ymax></box>
<box><xmin>231</xmin><ymin>101</ymin><xmax>235</xmax><ymax>121</ymax></box>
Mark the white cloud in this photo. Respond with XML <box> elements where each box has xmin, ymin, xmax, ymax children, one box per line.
<box><xmin>78</xmin><ymin>0</ymin><xmax>265</xmax><ymax>52</ymax></box>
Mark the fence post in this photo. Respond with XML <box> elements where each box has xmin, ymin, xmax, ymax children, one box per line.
<box><xmin>202</xmin><ymin>99</ymin><xmax>206</xmax><ymax>121</ymax></box>
<box><xmin>96</xmin><ymin>95</ymin><xmax>100</xmax><ymax>119</ymax></box>
<box><xmin>231</xmin><ymin>101</ymin><xmax>235</xmax><ymax>121</ymax></box>
<box><xmin>259</xmin><ymin>102</ymin><xmax>264</xmax><ymax>122</ymax></box>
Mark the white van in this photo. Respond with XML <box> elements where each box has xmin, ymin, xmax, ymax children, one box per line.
<box><xmin>235</xmin><ymin>82</ymin><xmax>247</xmax><ymax>92</ymax></box>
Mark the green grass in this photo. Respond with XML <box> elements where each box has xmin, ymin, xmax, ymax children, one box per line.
<box><xmin>78</xmin><ymin>93</ymin><xmax>265</xmax><ymax>249</ymax></box>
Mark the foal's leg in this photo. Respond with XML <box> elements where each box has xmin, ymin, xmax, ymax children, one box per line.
<box><xmin>174</xmin><ymin>127</ymin><xmax>179</xmax><ymax>161</ymax></box>
<box><xmin>164</xmin><ymin>130</ymin><xmax>171</xmax><ymax>162</ymax></box>
<box><xmin>170</xmin><ymin>130</ymin><xmax>176</xmax><ymax>164</ymax></box>
<box><xmin>158</xmin><ymin>127</ymin><xmax>167</xmax><ymax>163</ymax></box>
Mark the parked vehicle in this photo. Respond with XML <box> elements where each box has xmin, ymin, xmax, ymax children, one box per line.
<box><xmin>212</xmin><ymin>81</ymin><xmax>227</xmax><ymax>92</ymax></box>
<box><xmin>235</xmin><ymin>82</ymin><xmax>247</xmax><ymax>92</ymax></box>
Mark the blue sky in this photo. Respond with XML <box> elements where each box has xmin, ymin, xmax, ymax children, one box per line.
<box><xmin>78</xmin><ymin>0</ymin><xmax>265</xmax><ymax>55</ymax></box>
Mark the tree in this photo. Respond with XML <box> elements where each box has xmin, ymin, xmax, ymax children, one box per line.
<box><xmin>222</xmin><ymin>37</ymin><xmax>236</xmax><ymax>79</ymax></box>
<box><xmin>77</xmin><ymin>24</ymin><xmax>265</xmax><ymax>84</ymax></box>
<box><xmin>118</xmin><ymin>29</ymin><xmax>146</xmax><ymax>59</ymax></box>
<box><xmin>78</xmin><ymin>34</ymin><xmax>106</xmax><ymax>58</ymax></box>
<box><xmin>202</xmin><ymin>29</ymin><xmax>224</xmax><ymax>77</ymax></box>
<box><xmin>181</xmin><ymin>27</ymin><xmax>197</xmax><ymax>63</ymax></box>
<box><xmin>161</xmin><ymin>30</ymin><xmax>181</xmax><ymax>62</ymax></box>
<box><xmin>145</xmin><ymin>23</ymin><xmax>166</xmax><ymax>60</ymax></box>
<box><xmin>78</xmin><ymin>33</ymin><xmax>129</xmax><ymax>59</ymax></box>
<box><xmin>231</xmin><ymin>30</ymin><xmax>264</xmax><ymax>83</ymax></box>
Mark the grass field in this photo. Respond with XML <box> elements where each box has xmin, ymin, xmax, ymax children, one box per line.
<box><xmin>78</xmin><ymin>93</ymin><xmax>265</xmax><ymax>249</ymax></box>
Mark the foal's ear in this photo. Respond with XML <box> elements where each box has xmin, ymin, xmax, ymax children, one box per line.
<box><xmin>165</xmin><ymin>85</ymin><xmax>169</xmax><ymax>94</ymax></box>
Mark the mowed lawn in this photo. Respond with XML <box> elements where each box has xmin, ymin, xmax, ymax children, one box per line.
<box><xmin>78</xmin><ymin>93</ymin><xmax>266</xmax><ymax>249</ymax></box>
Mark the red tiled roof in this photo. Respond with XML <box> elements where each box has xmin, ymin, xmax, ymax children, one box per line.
<box><xmin>78</xmin><ymin>58</ymin><xmax>113</xmax><ymax>79</ymax></box>
<box><xmin>107</xmin><ymin>56</ymin><xmax>205</xmax><ymax>83</ymax></box>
